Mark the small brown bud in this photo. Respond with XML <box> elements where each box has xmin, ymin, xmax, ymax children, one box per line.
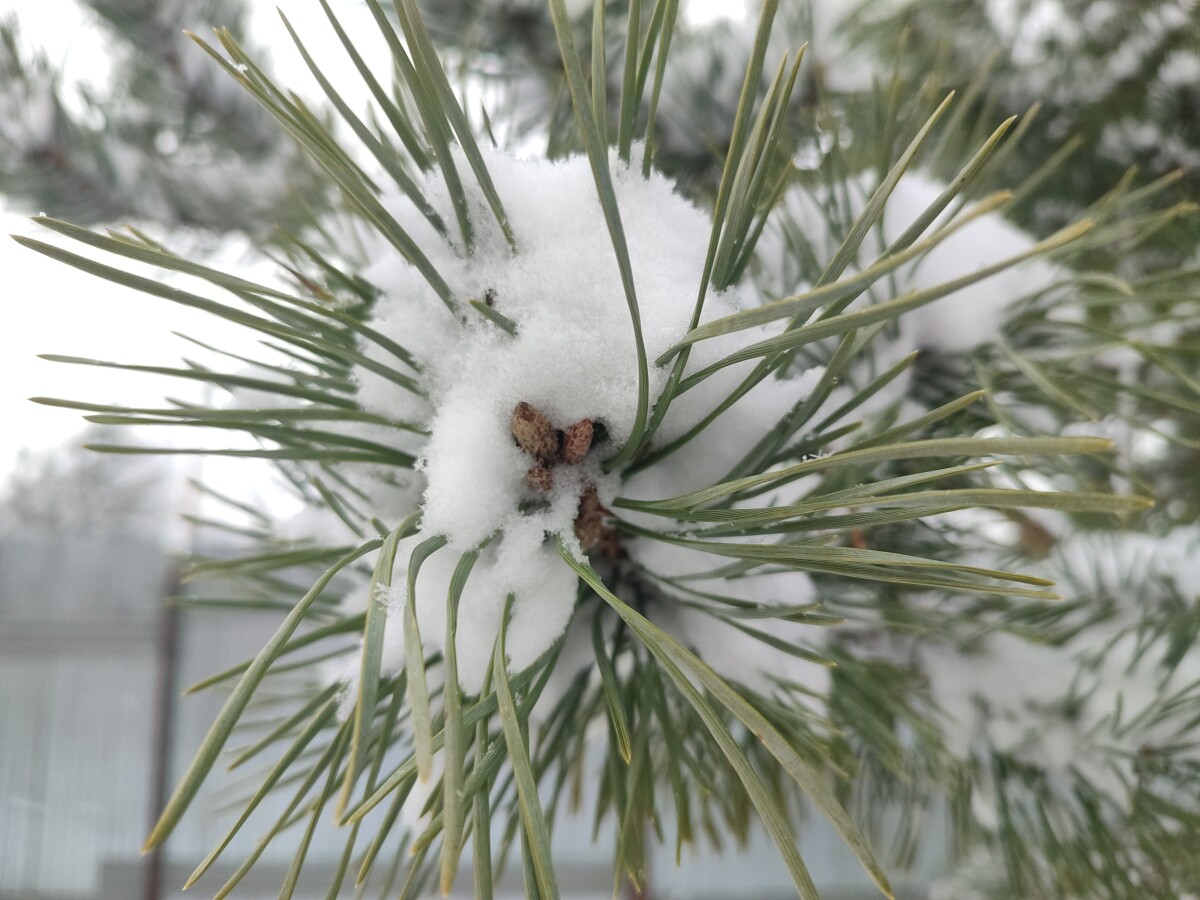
<box><xmin>525</xmin><ymin>465</ymin><xmax>554</xmax><ymax>492</ymax></box>
<box><xmin>512</xmin><ymin>402</ymin><xmax>558</xmax><ymax>465</ymax></box>
<box><xmin>598</xmin><ymin>533</ymin><xmax>622</xmax><ymax>561</ymax></box>
<box><xmin>574</xmin><ymin>484</ymin><xmax>620</xmax><ymax>560</ymax></box>
<box><xmin>560</xmin><ymin>418</ymin><xmax>593</xmax><ymax>465</ymax></box>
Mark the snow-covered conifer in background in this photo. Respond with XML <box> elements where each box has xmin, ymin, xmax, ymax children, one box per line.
<box><xmin>850</xmin><ymin>0</ymin><xmax>1200</xmax><ymax>258</ymax></box>
<box><xmin>0</xmin><ymin>0</ymin><xmax>319</xmax><ymax>234</ymax></box>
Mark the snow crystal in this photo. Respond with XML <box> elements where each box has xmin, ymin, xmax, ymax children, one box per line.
<box><xmin>373</xmin><ymin>581</ymin><xmax>405</xmax><ymax>615</ymax></box>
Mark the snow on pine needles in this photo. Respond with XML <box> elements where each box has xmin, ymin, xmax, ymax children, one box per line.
<box><xmin>345</xmin><ymin>146</ymin><xmax>822</xmax><ymax>695</ymax></box>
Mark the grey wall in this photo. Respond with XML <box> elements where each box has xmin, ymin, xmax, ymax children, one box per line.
<box><xmin>1</xmin><ymin>535</ymin><xmax>165</xmax><ymax>897</ymax></box>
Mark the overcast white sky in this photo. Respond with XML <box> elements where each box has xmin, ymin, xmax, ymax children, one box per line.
<box><xmin>0</xmin><ymin>0</ymin><xmax>739</xmax><ymax>479</ymax></box>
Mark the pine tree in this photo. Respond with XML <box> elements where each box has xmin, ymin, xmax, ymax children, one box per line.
<box><xmin>849</xmin><ymin>0</ymin><xmax>1200</xmax><ymax>261</ymax></box>
<box><xmin>12</xmin><ymin>2</ymin><xmax>1200</xmax><ymax>898</ymax></box>
<box><xmin>0</xmin><ymin>0</ymin><xmax>320</xmax><ymax>235</ymax></box>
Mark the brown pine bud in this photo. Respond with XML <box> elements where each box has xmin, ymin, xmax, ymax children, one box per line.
<box><xmin>594</xmin><ymin>530</ymin><xmax>622</xmax><ymax>562</ymax></box>
<box><xmin>512</xmin><ymin>402</ymin><xmax>558</xmax><ymax>465</ymax></box>
<box><xmin>525</xmin><ymin>465</ymin><xmax>554</xmax><ymax>492</ymax></box>
<box><xmin>574</xmin><ymin>484</ymin><xmax>620</xmax><ymax>559</ymax></box>
<box><xmin>560</xmin><ymin>418</ymin><xmax>593</xmax><ymax>465</ymax></box>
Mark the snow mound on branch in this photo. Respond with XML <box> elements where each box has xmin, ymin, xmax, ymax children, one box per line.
<box><xmin>749</xmin><ymin>171</ymin><xmax>1063</xmax><ymax>432</ymax></box>
<box><xmin>361</xmin><ymin>533</ymin><xmax>579</xmax><ymax>695</ymax></box>
<box><xmin>886</xmin><ymin>177</ymin><xmax>1058</xmax><ymax>353</ymax></box>
<box><xmin>350</xmin><ymin>147</ymin><xmax>823</xmax><ymax>694</ymax></box>
<box><xmin>361</xmin><ymin>149</ymin><xmax>740</xmax><ymax>546</ymax></box>
<box><xmin>761</xmin><ymin>172</ymin><xmax>1060</xmax><ymax>354</ymax></box>
<box><xmin>923</xmin><ymin>527</ymin><xmax>1200</xmax><ymax>827</ymax></box>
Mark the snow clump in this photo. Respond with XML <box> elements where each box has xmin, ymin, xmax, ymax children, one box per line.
<box><xmin>348</xmin><ymin>147</ymin><xmax>822</xmax><ymax>695</ymax></box>
<box><xmin>922</xmin><ymin>527</ymin><xmax>1200</xmax><ymax>829</ymax></box>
